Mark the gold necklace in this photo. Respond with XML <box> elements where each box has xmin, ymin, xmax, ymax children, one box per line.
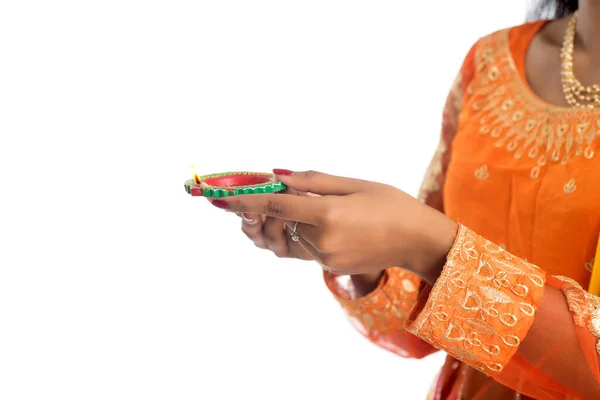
<box><xmin>560</xmin><ymin>11</ymin><xmax>600</xmax><ymax>108</ymax></box>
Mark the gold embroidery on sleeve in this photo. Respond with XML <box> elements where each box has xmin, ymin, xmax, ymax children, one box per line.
<box><xmin>325</xmin><ymin>268</ymin><xmax>423</xmax><ymax>335</ymax></box>
<box><xmin>406</xmin><ymin>225</ymin><xmax>546</xmax><ymax>375</ymax></box>
<box><xmin>418</xmin><ymin>74</ymin><xmax>464</xmax><ymax>203</ymax></box>
<box><xmin>418</xmin><ymin>139</ymin><xmax>446</xmax><ymax>202</ymax></box>
<box><xmin>554</xmin><ymin>275</ymin><xmax>600</xmax><ymax>355</ymax></box>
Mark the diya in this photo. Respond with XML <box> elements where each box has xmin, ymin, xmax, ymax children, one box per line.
<box><xmin>184</xmin><ymin>168</ymin><xmax>286</xmax><ymax>198</ymax></box>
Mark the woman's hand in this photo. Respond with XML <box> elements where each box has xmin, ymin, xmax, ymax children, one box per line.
<box><xmin>234</xmin><ymin>187</ymin><xmax>384</xmax><ymax>297</ymax></box>
<box><xmin>236</xmin><ymin>198</ymin><xmax>314</xmax><ymax>261</ymax></box>
<box><xmin>209</xmin><ymin>170</ymin><xmax>458</xmax><ymax>284</ymax></box>
<box><xmin>237</xmin><ymin>199</ymin><xmax>385</xmax><ymax>297</ymax></box>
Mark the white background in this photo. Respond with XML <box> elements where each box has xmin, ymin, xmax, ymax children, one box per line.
<box><xmin>1</xmin><ymin>1</ymin><xmax>524</xmax><ymax>399</ymax></box>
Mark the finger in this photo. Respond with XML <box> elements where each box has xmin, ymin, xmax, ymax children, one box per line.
<box><xmin>284</xmin><ymin>234</ymin><xmax>316</xmax><ymax>260</ymax></box>
<box><xmin>272</xmin><ymin>170</ymin><xmax>363</xmax><ymax>196</ymax></box>
<box><xmin>284</xmin><ymin>225</ymin><xmax>321</xmax><ymax>260</ymax></box>
<box><xmin>211</xmin><ymin>194</ymin><xmax>323</xmax><ymax>225</ymax></box>
<box><xmin>241</xmin><ymin>216</ymin><xmax>268</xmax><ymax>249</ymax></box>
<box><xmin>263</xmin><ymin>218</ymin><xmax>289</xmax><ymax>257</ymax></box>
<box><xmin>281</xmin><ymin>186</ymin><xmax>320</xmax><ymax>198</ymax></box>
<box><xmin>283</xmin><ymin>220</ymin><xmax>320</xmax><ymax>248</ymax></box>
<box><xmin>235</xmin><ymin>212</ymin><xmax>265</xmax><ymax>225</ymax></box>
<box><xmin>281</xmin><ymin>186</ymin><xmax>307</xmax><ymax>196</ymax></box>
<box><xmin>295</xmin><ymin>237</ymin><xmax>321</xmax><ymax>261</ymax></box>
<box><xmin>241</xmin><ymin>213</ymin><xmax>262</xmax><ymax>233</ymax></box>
<box><xmin>241</xmin><ymin>212</ymin><xmax>260</xmax><ymax>225</ymax></box>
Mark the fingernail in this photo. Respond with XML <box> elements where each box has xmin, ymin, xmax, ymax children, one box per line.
<box><xmin>242</xmin><ymin>213</ymin><xmax>255</xmax><ymax>223</ymax></box>
<box><xmin>273</xmin><ymin>169</ymin><xmax>293</xmax><ymax>176</ymax></box>
<box><xmin>211</xmin><ymin>199</ymin><xmax>229</xmax><ymax>209</ymax></box>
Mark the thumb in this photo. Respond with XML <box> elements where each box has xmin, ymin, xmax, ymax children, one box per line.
<box><xmin>272</xmin><ymin>169</ymin><xmax>361</xmax><ymax>196</ymax></box>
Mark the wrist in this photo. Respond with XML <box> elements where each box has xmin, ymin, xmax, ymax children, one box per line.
<box><xmin>410</xmin><ymin>213</ymin><xmax>459</xmax><ymax>285</ymax></box>
<box><xmin>351</xmin><ymin>271</ymin><xmax>386</xmax><ymax>297</ymax></box>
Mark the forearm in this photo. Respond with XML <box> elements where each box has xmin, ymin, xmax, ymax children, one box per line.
<box><xmin>406</xmin><ymin>224</ymin><xmax>600</xmax><ymax>399</ymax></box>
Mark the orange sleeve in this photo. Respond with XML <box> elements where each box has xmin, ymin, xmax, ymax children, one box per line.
<box><xmin>322</xmin><ymin>42</ymin><xmax>478</xmax><ymax>359</ymax></box>
<box><xmin>406</xmin><ymin>225</ymin><xmax>600</xmax><ymax>400</ymax></box>
<box><xmin>324</xmin><ymin>267</ymin><xmax>437</xmax><ymax>358</ymax></box>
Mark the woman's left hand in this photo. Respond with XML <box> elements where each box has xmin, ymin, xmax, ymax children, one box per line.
<box><xmin>210</xmin><ymin>170</ymin><xmax>458</xmax><ymax>283</ymax></box>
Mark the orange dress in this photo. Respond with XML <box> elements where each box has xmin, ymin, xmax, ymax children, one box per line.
<box><xmin>324</xmin><ymin>20</ymin><xmax>600</xmax><ymax>400</ymax></box>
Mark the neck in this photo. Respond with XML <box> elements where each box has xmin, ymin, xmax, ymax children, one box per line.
<box><xmin>575</xmin><ymin>1</ymin><xmax>600</xmax><ymax>51</ymax></box>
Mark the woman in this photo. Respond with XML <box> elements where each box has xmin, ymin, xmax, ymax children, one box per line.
<box><xmin>208</xmin><ymin>0</ymin><xmax>600</xmax><ymax>398</ymax></box>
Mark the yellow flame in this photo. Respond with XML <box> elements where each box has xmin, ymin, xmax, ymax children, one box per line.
<box><xmin>191</xmin><ymin>165</ymin><xmax>200</xmax><ymax>184</ymax></box>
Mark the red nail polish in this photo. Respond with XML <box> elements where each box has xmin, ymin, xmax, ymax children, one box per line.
<box><xmin>211</xmin><ymin>199</ymin><xmax>229</xmax><ymax>209</ymax></box>
<box><xmin>273</xmin><ymin>169</ymin><xmax>293</xmax><ymax>176</ymax></box>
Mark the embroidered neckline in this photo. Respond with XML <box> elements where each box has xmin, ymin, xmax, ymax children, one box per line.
<box><xmin>466</xmin><ymin>28</ymin><xmax>599</xmax><ymax>179</ymax></box>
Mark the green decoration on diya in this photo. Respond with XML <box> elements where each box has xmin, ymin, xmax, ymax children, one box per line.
<box><xmin>184</xmin><ymin>170</ymin><xmax>286</xmax><ymax>198</ymax></box>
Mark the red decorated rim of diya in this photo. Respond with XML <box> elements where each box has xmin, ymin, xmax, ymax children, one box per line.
<box><xmin>184</xmin><ymin>171</ymin><xmax>286</xmax><ymax>197</ymax></box>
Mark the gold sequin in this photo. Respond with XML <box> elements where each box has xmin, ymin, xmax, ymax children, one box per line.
<box><xmin>475</xmin><ymin>165</ymin><xmax>490</xmax><ymax>180</ymax></box>
<box><xmin>563</xmin><ymin>178</ymin><xmax>577</xmax><ymax>194</ymax></box>
<box><xmin>401</xmin><ymin>279</ymin><xmax>416</xmax><ymax>293</ymax></box>
<box><xmin>361</xmin><ymin>313</ymin><xmax>375</xmax><ymax>328</ymax></box>
<box><xmin>586</xmin><ymin>258</ymin><xmax>595</xmax><ymax>273</ymax></box>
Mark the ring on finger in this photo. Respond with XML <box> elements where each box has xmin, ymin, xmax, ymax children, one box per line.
<box><xmin>290</xmin><ymin>221</ymin><xmax>300</xmax><ymax>242</ymax></box>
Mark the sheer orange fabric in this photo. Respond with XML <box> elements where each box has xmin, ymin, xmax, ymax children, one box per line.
<box><xmin>325</xmin><ymin>20</ymin><xmax>600</xmax><ymax>400</ymax></box>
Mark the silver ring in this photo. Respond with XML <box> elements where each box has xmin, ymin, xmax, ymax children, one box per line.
<box><xmin>290</xmin><ymin>221</ymin><xmax>300</xmax><ymax>242</ymax></box>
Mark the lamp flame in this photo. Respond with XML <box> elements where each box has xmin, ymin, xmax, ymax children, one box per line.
<box><xmin>191</xmin><ymin>165</ymin><xmax>200</xmax><ymax>184</ymax></box>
